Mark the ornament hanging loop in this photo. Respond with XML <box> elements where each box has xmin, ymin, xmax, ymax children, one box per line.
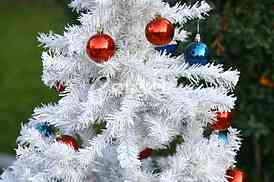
<box><xmin>197</xmin><ymin>19</ymin><xmax>200</xmax><ymax>34</ymax></box>
<box><xmin>195</xmin><ymin>19</ymin><xmax>201</xmax><ymax>42</ymax></box>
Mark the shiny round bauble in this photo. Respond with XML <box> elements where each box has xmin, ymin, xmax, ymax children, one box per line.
<box><xmin>57</xmin><ymin>135</ymin><xmax>80</xmax><ymax>151</ymax></box>
<box><xmin>210</xmin><ymin>112</ymin><xmax>232</xmax><ymax>131</ymax></box>
<box><xmin>139</xmin><ymin>148</ymin><xmax>153</xmax><ymax>160</ymax></box>
<box><xmin>226</xmin><ymin>168</ymin><xmax>247</xmax><ymax>182</ymax></box>
<box><xmin>259</xmin><ymin>76</ymin><xmax>274</xmax><ymax>88</ymax></box>
<box><xmin>155</xmin><ymin>44</ymin><xmax>177</xmax><ymax>56</ymax></box>
<box><xmin>53</xmin><ymin>81</ymin><xmax>65</xmax><ymax>92</ymax></box>
<box><xmin>217</xmin><ymin>131</ymin><xmax>229</xmax><ymax>144</ymax></box>
<box><xmin>145</xmin><ymin>17</ymin><xmax>175</xmax><ymax>46</ymax></box>
<box><xmin>35</xmin><ymin>122</ymin><xmax>54</xmax><ymax>137</ymax></box>
<box><xmin>184</xmin><ymin>41</ymin><xmax>210</xmax><ymax>65</ymax></box>
<box><xmin>86</xmin><ymin>33</ymin><xmax>116</xmax><ymax>63</ymax></box>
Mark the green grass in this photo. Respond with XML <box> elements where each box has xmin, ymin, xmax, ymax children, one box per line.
<box><xmin>0</xmin><ymin>0</ymin><xmax>68</xmax><ymax>154</ymax></box>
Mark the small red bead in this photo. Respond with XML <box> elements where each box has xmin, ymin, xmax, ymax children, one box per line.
<box><xmin>210</xmin><ymin>112</ymin><xmax>232</xmax><ymax>131</ymax></box>
<box><xmin>86</xmin><ymin>33</ymin><xmax>116</xmax><ymax>63</ymax></box>
<box><xmin>53</xmin><ymin>81</ymin><xmax>65</xmax><ymax>92</ymax></box>
<box><xmin>57</xmin><ymin>135</ymin><xmax>80</xmax><ymax>151</ymax></box>
<box><xmin>139</xmin><ymin>148</ymin><xmax>153</xmax><ymax>160</ymax></box>
<box><xmin>226</xmin><ymin>168</ymin><xmax>247</xmax><ymax>182</ymax></box>
<box><xmin>145</xmin><ymin>17</ymin><xmax>175</xmax><ymax>46</ymax></box>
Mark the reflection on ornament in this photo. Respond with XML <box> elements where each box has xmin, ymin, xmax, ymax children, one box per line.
<box><xmin>145</xmin><ymin>16</ymin><xmax>175</xmax><ymax>46</ymax></box>
<box><xmin>155</xmin><ymin>44</ymin><xmax>177</xmax><ymax>56</ymax></box>
<box><xmin>226</xmin><ymin>168</ymin><xmax>247</xmax><ymax>182</ymax></box>
<box><xmin>86</xmin><ymin>30</ymin><xmax>116</xmax><ymax>63</ymax></box>
<box><xmin>35</xmin><ymin>122</ymin><xmax>54</xmax><ymax>137</ymax></box>
<box><xmin>139</xmin><ymin>148</ymin><xmax>153</xmax><ymax>160</ymax></box>
<box><xmin>210</xmin><ymin>112</ymin><xmax>232</xmax><ymax>131</ymax></box>
<box><xmin>57</xmin><ymin>135</ymin><xmax>80</xmax><ymax>151</ymax></box>
<box><xmin>185</xmin><ymin>34</ymin><xmax>210</xmax><ymax>65</ymax></box>
<box><xmin>217</xmin><ymin>131</ymin><xmax>229</xmax><ymax>144</ymax></box>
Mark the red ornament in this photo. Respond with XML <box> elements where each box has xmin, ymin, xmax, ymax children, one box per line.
<box><xmin>139</xmin><ymin>148</ymin><xmax>153</xmax><ymax>160</ymax></box>
<box><xmin>226</xmin><ymin>168</ymin><xmax>247</xmax><ymax>182</ymax></box>
<box><xmin>145</xmin><ymin>16</ymin><xmax>175</xmax><ymax>46</ymax></box>
<box><xmin>210</xmin><ymin>112</ymin><xmax>232</xmax><ymax>131</ymax></box>
<box><xmin>57</xmin><ymin>135</ymin><xmax>80</xmax><ymax>151</ymax></box>
<box><xmin>53</xmin><ymin>81</ymin><xmax>65</xmax><ymax>92</ymax></box>
<box><xmin>86</xmin><ymin>32</ymin><xmax>116</xmax><ymax>63</ymax></box>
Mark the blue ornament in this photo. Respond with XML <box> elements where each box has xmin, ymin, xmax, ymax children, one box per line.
<box><xmin>35</xmin><ymin>122</ymin><xmax>54</xmax><ymax>137</ymax></box>
<box><xmin>184</xmin><ymin>40</ymin><xmax>210</xmax><ymax>65</ymax></box>
<box><xmin>155</xmin><ymin>44</ymin><xmax>177</xmax><ymax>56</ymax></box>
<box><xmin>218</xmin><ymin>131</ymin><xmax>229</xmax><ymax>144</ymax></box>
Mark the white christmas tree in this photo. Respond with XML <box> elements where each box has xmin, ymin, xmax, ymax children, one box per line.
<box><xmin>1</xmin><ymin>0</ymin><xmax>243</xmax><ymax>182</ymax></box>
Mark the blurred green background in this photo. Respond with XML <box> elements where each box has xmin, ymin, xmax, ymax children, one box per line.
<box><xmin>0</xmin><ymin>0</ymin><xmax>273</xmax><ymax>182</ymax></box>
<box><xmin>0</xmin><ymin>0</ymin><xmax>66</xmax><ymax>153</ymax></box>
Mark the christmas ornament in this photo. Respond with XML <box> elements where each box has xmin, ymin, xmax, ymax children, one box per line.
<box><xmin>139</xmin><ymin>148</ymin><xmax>153</xmax><ymax>160</ymax></box>
<box><xmin>86</xmin><ymin>25</ymin><xmax>116</xmax><ymax>63</ymax></box>
<box><xmin>211</xmin><ymin>34</ymin><xmax>225</xmax><ymax>57</ymax></box>
<box><xmin>226</xmin><ymin>168</ymin><xmax>247</xmax><ymax>182</ymax></box>
<box><xmin>145</xmin><ymin>15</ymin><xmax>175</xmax><ymax>46</ymax></box>
<box><xmin>210</xmin><ymin>112</ymin><xmax>232</xmax><ymax>131</ymax></box>
<box><xmin>259</xmin><ymin>76</ymin><xmax>274</xmax><ymax>88</ymax></box>
<box><xmin>53</xmin><ymin>81</ymin><xmax>65</xmax><ymax>92</ymax></box>
<box><xmin>155</xmin><ymin>44</ymin><xmax>177</xmax><ymax>56</ymax></box>
<box><xmin>185</xmin><ymin>34</ymin><xmax>210</xmax><ymax>65</ymax></box>
<box><xmin>35</xmin><ymin>122</ymin><xmax>54</xmax><ymax>137</ymax></box>
<box><xmin>217</xmin><ymin>131</ymin><xmax>229</xmax><ymax>144</ymax></box>
<box><xmin>57</xmin><ymin>135</ymin><xmax>80</xmax><ymax>151</ymax></box>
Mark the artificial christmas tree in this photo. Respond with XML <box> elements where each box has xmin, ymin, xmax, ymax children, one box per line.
<box><xmin>1</xmin><ymin>0</ymin><xmax>244</xmax><ymax>182</ymax></box>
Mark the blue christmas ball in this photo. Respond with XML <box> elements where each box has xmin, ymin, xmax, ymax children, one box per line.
<box><xmin>184</xmin><ymin>41</ymin><xmax>210</xmax><ymax>65</ymax></box>
<box><xmin>35</xmin><ymin>122</ymin><xmax>54</xmax><ymax>137</ymax></box>
<box><xmin>155</xmin><ymin>44</ymin><xmax>177</xmax><ymax>56</ymax></box>
<box><xmin>218</xmin><ymin>131</ymin><xmax>229</xmax><ymax>144</ymax></box>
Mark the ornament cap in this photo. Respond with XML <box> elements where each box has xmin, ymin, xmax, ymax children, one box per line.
<box><xmin>96</xmin><ymin>24</ymin><xmax>104</xmax><ymax>34</ymax></box>
<box><xmin>54</xmin><ymin>128</ymin><xmax>62</xmax><ymax>138</ymax></box>
<box><xmin>195</xmin><ymin>33</ymin><xmax>201</xmax><ymax>42</ymax></box>
<box><xmin>155</xmin><ymin>13</ymin><xmax>162</xmax><ymax>19</ymax></box>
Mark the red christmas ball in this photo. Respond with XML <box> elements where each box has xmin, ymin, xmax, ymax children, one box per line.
<box><xmin>53</xmin><ymin>81</ymin><xmax>65</xmax><ymax>92</ymax></box>
<box><xmin>145</xmin><ymin>16</ymin><xmax>175</xmax><ymax>46</ymax></box>
<box><xmin>226</xmin><ymin>168</ymin><xmax>247</xmax><ymax>182</ymax></box>
<box><xmin>86</xmin><ymin>33</ymin><xmax>116</xmax><ymax>63</ymax></box>
<box><xmin>210</xmin><ymin>112</ymin><xmax>232</xmax><ymax>131</ymax></box>
<box><xmin>139</xmin><ymin>148</ymin><xmax>153</xmax><ymax>160</ymax></box>
<box><xmin>57</xmin><ymin>135</ymin><xmax>80</xmax><ymax>151</ymax></box>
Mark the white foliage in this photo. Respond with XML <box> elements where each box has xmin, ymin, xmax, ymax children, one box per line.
<box><xmin>1</xmin><ymin>1</ymin><xmax>243</xmax><ymax>182</ymax></box>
